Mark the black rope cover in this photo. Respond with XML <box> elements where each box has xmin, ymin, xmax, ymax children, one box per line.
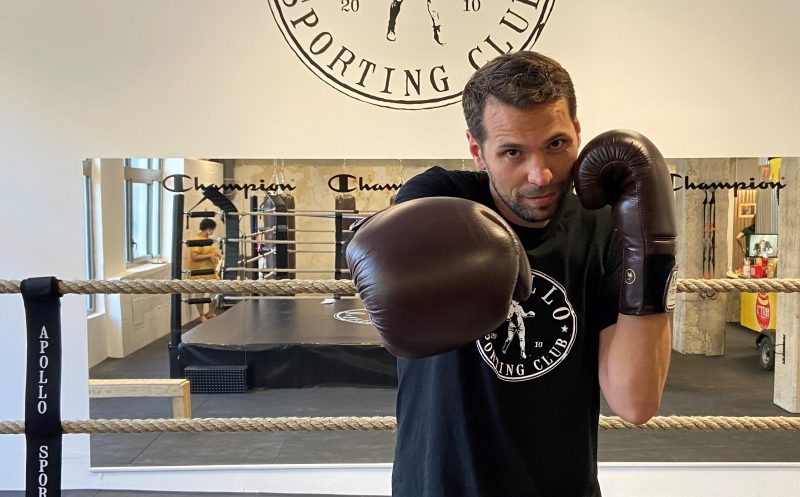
<box><xmin>21</xmin><ymin>277</ymin><xmax>63</xmax><ymax>497</ymax></box>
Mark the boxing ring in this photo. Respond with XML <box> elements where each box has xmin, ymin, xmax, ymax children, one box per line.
<box><xmin>179</xmin><ymin>297</ymin><xmax>396</xmax><ymax>388</ymax></box>
<box><xmin>4</xmin><ymin>276</ymin><xmax>800</xmax><ymax>496</ymax></box>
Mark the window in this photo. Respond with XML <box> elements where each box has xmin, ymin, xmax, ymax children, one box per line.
<box><xmin>124</xmin><ymin>159</ymin><xmax>162</xmax><ymax>262</ymax></box>
<box><xmin>82</xmin><ymin>160</ymin><xmax>96</xmax><ymax>312</ymax></box>
<box><xmin>127</xmin><ymin>158</ymin><xmax>160</xmax><ymax>170</ymax></box>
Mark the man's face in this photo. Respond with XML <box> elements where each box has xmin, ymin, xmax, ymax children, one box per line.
<box><xmin>467</xmin><ymin>98</ymin><xmax>581</xmax><ymax>228</ymax></box>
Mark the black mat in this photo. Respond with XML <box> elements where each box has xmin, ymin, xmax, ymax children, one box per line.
<box><xmin>182</xmin><ymin>298</ymin><xmax>381</xmax><ymax>346</ymax></box>
<box><xmin>178</xmin><ymin>298</ymin><xmax>396</xmax><ymax>388</ymax></box>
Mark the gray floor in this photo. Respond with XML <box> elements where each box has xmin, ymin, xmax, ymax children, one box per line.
<box><xmin>85</xmin><ymin>322</ymin><xmax>800</xmax><ymax>468</ymax></box>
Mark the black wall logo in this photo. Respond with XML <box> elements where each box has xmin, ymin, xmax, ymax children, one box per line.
<box><xmin>267</xmin><ymin>0</ymin><xmax>555</xmax><ymax>109</ymax></box>
<box><xmin>328</xmin><ymin>173</ymin><xmax>402</xmax><ymax>193</ymax></box>
<box><xmin>671</xmin><ymin>173</ymin><xmax>786</xmax><ymax>194</ymax></box>
<box><xmin>163</xmin><ymin>174</ymin><xmax>296</xmax><ymax>199</ymax></box>
<box><xmin>477</xmin><ymin>270</ymin><xmax>576</xmax><ymax>382</ymax></box>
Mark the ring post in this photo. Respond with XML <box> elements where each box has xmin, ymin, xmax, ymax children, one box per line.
<box><xmin>249</xmin><ymin>196</ymin><xmax>259</xmax><ymax>280</ymax></box>
<box><xmin>21</xmin><ymin>276</ymin><xmax>63</xmax><ymax>497</ymax></box>
<box><xmin>334</xmin><ymin>194</ymin><xmax>353</xmax><ymax>281</ymax></box>
<box><xmin>334</xmin><ymin>192</ymin><xmax>356</xmax><ymax>296</ymax></box>
<box><xmin>274</xmin><ymin>195</ymin><xmax>289</xmax><ymax>280</ymax></box>
<box><xmin>281</xmin><ymin>192</ymin><xmax>296</xmax><ymax>279</ymax></box>
<box><xmin>222</xmin><ymin>210</ymin><xmax>239</xmax><ymax>281</ymax></box>
<box><xmin>169</xmin><ymin>187</ymin><xmax>184</xmax><ymax>379</ymax></box>
<box><xmin>334</xmin><ymin>210</ymin><xmax>343</xmax><ymax>281</ymax></box>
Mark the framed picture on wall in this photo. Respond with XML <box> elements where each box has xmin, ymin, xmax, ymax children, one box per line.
<box><xmin>738</xmin><ymin>203</ymin><xmax>756</xmax><ymax>218</ymax></box>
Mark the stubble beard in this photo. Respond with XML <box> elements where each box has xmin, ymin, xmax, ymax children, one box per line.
<box><xmin>493</xmin><ymin>178</ymin><xmax>572</xmax><ymax>224</ymax></box>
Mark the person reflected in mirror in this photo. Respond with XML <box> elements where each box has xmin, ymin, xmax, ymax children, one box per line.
<box><xmin>736</xmin><ymin>222</ymin><xmax>755</xmax><ymax>254</ymax></box>
<box><xmin>187</xmin><ymin>218</ymin><xmax>221</xmax><ymax>322</ymax></box>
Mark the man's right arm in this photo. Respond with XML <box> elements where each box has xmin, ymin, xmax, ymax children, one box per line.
<box><xmin>345</xmin><ymin>196</ymin><xmax>531</xmax><ymax>358</ymax></box>
<box><xmin>346</xmin><ymin>165</ymin><xmax>533</xmax><ymax>358</ymax></box>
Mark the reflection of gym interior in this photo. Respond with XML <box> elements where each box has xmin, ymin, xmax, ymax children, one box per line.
<box><xmin>73</xmin><ymin>157</ymin><xmax>800</xmax><ymax>478</ymax></box>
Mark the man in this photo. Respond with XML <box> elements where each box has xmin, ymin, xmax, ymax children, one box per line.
<box><xmin>736</xmin><ymin>222</ymin><xmax>756</xmax><ymax>254</ymax></box>
<box><xmin>347</xmin><ymin>51</ymin><xmax>675</xmax><ymax>496</ymax></box>
<box><xmin>187</xmin><ymin>217</ymin><xmax>220</xmax><ymax>322</ymax></box>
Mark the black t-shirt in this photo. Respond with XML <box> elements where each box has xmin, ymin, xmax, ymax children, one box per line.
<box><xmin>391</xmin><ymin>167</ymin><xmax>621</xmax><ymax>497</ymax></box>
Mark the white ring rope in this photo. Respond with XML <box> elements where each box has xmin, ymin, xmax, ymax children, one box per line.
<box><xmin>1</xmin><ymin>415</ymin><xmax>799</xmax><ymax>435</ymax></box>
<box><xmin>2</xmin><ymin>278</ymin><xmax>799</xmax><ymax>296</ymax></box>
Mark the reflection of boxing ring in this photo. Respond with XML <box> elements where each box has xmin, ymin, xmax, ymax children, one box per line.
<box><xmin>180</xmin><ymin>298</ymin><xmax>396</xmax><ymax>388</ymax></box>
<box><xmin>173</xmin><ymin>180</ymin><xmax>377</xmax><ymax>390</ymax></box>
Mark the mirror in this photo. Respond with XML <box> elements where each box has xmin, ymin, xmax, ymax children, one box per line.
<box><xmin>83</xmin><ymin>157</ymin><xmax>797</xmax><ymax>467</ymax></box>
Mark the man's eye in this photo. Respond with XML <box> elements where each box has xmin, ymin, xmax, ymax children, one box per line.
<box><xmin>505</xmin><ymin>149</ymin><xmax>520</xmax><ymax>158</ymax></box>
<box><xmin>549</xmin><ymin>139</ymin><xmax>566</xmax><ymax>149</ymax></box>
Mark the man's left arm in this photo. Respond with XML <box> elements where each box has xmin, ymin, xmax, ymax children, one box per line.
<box><xmin>574</xmin><ymin>129</ymin><xmax>678</xmax><ymax>425</ymax></box>
<box><xmin>598</xmin><ymin>314</ymin><xmax>671</xmax><ymax>425</ymax></box>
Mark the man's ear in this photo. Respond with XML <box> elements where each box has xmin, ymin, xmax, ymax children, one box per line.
<box><xmin>466</xmin><ymin>130</ymin><xmax>486</xmax><ymax>171</ymax></box>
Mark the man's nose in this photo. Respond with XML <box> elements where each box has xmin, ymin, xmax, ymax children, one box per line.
<box><xmin>525</xmin><ymin>156</ymin><xmax>554</xmax><ymax>186</ymax></box>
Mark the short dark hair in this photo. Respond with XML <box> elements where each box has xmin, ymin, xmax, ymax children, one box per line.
<box><xmin>199</xmin><ymin>218</ymin><xmax>217</xmax><ymax>231</ymax></box>
<box><xmin>462</xmin><ymin>51</ymin><xmax>577</xmax><ymax>145</ymax></box>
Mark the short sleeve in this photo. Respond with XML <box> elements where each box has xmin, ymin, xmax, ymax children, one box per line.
<box><xmin>394</xmin><ymin>166</ymin><xmax>473</xmax><ymax>204</ymax></box>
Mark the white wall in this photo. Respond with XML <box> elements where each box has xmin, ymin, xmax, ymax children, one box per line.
<box><xmin>85</xmin><ymin>158</ymin><xmax>224</xmax><ymax>364</ymax></box>
<box><xmin>1</xmin><ymin>0</ymin><xmax>799</xmax><ymax>494</ymax></box>
<box><xmin>84</xmin><ymin>159</ymin><xmax>173</xmax><ymax>364</ymax></box>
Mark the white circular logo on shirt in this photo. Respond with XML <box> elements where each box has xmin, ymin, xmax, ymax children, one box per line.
<box><xmin>477</xmin><ymin>270</ymin><xmax>576</xmax><ymax>381</ymax></box>
<box><xmin>266</xmin><ymin>0</ymin><xmax>555</xmax><ymax>109</ymax></box>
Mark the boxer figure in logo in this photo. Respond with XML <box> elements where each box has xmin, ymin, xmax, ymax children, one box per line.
<box><xmin>386</xmin><ymin>0</ymin><xmax>444</xmax><ymax>45</ymax></box>
<box><xmin>502</xmin><ymin>300</ymin><xmax>534</xmax><ymax>359</ymax></box>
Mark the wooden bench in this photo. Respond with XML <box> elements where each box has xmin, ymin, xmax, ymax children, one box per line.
<box><xmin>89</xmin><ymin>379</ymin><xmax>192</xmax><ymax>418</ymax></box>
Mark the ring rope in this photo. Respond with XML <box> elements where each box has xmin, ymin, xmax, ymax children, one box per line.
<box><xmin>1</xmin><ymin>415</ymin><xmax>799</xmax><ymax>434</ymax></box>
<box><xmin>1</xmin><ymin>278</ymin><xmax>799</xmax><ymax>296</ymax></box>
<box><xmin>0</xmin><ymin>279</ymin><xmax>354</xmax><ymax>295</ymax></box>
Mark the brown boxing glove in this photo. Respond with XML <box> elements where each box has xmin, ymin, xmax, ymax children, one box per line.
<box><xmin>345</xmin><ymin>197</ymin><xmax>532</xmax><ymax>358</ymax></box>
<box><xmin>574</xmin><ymin>129</ymin><xmax>678</xmax><ymax>315</ymax></box>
